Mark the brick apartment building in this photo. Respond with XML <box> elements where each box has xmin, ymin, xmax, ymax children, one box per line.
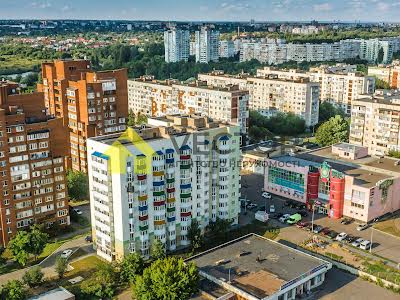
<box><xmin>38</xmin><ymin>60</ymin><xmax>128</xmax><ymax>173</ymax></box>
<box><xmin>0</xmin><ymin>81</ymin><xmax>70</xmax><ymax>247</ymax></box>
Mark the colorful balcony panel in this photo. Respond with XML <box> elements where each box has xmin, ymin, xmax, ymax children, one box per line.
<box><xmin>139</xmin><ymin>215</ymin><xmax>148</xmax><ymax>221</ymax></box>
<box><xmin>180</xmin><ymin>211</ymin><xmax>192</xmax><ymax>217</ymax></box>
<box><xmin>154</xmin><ymin>200</ymin><xmax>166</xmax><ymax>206</ymax></box>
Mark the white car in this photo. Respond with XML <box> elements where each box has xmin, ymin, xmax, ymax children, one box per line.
<box><xmin>269</xmin><ymin>204</ymin><xmax>275</xmax><ymax>213</ymax></box>
<box><xmin>279</xmin><ymin>214</ymin><xmax>291</xmax><ymax>223</ymax></box>
<box><xmin>262</xmin><ymin>192</ymin><xmax>272</xmax><ymax>199</ymax></box>
<box><xmin>60</xmin><ymin>249</ymin><xmax>73</xmax><ymax>259</ymax></box>
<box><xmin>73</xmin><ymin>208</ymin><xmax>83</xmax><ymax>215</ymax></box>
<box><xmin>356</xmin><ymin>223</ymin><xmax>369</xmax><ymax>231</ymax></box>
<box><xmin>336</xmin><ymin>232</ymin><xmax>348</xmax><ymax>242</ymax></box>
<box><xmin>351</xmin><ymin>238</ymin><xmax>364</xmax><ymax>247</ymax></box>
<box><xmin>360</xmin><ymin>240</ymin><xmax>372</xmax><ymax>250</ymax></box>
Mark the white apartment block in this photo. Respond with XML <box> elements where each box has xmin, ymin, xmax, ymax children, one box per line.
<box><xmin>257</xmin><ymin>65</ymin><xmax>375</xmax><ymax>114</ymax></box>
<box><xmin>164</xmin><ymin>28</ymin><xmax>190</xmax><ymax>63</ymax></box>
<box><xmin>359</xmin><ymin>39</ymin><xmax>394</xmax><ymax>64</ymax></box>
<box><xmin>127</xmin><ymin>76</ymin><xmax>249</xmax><ymax>134</ymax></box>
<box><xmin>350</xmin><ymin>90</ymin><xmax>400</xmax><ymax>156</ymax></box>
<box><xmin>88</xmin><ymin>115</ymin><xmax>241</xmax><ymax>260</ymax></box>
<box><xmin>198</xmin><ymin>71</ymin><xmax>320</xmax><ymax>127</ymax></box>
<box><xmin>219</xmin><ymin>40</ymin><xmax>236</xmax><ymax>58</ymax></box>
<box><xmin>195</xmin><ymin>26</ymin><xmax>220</xmax><ymax>63</ymax></box>
<box><xmin>239</xmin><ymin>39</ymin><xmax>361</xmax><ymax>64</ymax></box>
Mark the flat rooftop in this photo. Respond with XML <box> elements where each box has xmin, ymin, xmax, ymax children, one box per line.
<box><xmin>187</xmin><ymin>234</ymin><xmax>329</xmax><ymax>299</ymax></box>
<box><xmin>28</xmin><ymin>287</ymin><xmax>74</xmax><ymax>300</ymax></box>
<box><xmin>295</xmin><ymin>147</ymin><xmax>399</xmax><ymax>188</ymax></box>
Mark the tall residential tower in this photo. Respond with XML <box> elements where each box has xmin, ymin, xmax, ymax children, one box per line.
<box><xmin>164</xmin><ymin>27</ymin><xmax>190</xmax><ymax>63</ymax></box>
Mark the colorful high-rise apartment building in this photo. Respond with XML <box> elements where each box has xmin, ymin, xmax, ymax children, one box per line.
<box><xmin>38</xmin><ymin>60</ymin><xmax>128</xmax><ymax>173</ymax></box>
<box><xmin>87</xmin><ymin>115</ymin><xmax>241</xmax><ymax>261</ymax></box>
<box><xmin>0</xmin><ymin>81</ymin><xmax>70</xmax><ymax>247</ymax></box>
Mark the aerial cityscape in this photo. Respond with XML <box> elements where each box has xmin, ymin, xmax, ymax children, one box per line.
<box><xmin>1</xmin><ymin>1</ymin><xmax>400</xmax><ymax>300</ymax></box>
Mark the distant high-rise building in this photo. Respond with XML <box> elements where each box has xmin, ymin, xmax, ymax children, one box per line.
<box><xmin>0</xmin><ymin>81</ymin><xmax>70</xmax><ymax>247</ymax></box>
<box><xmin>219</xmin><ymin>40</ymin><xmax>236</xmax><ymax>58</ymax></box>
<box><xmin>38</xmin><ymin>60</ymin><xmax>128</xmax><ymax>173</ymax></box>
<box><xmin>359</xmin><ymin>39</ymin><xmax>394</xmax><ymax>64</ymax></box>
<box><xmin>164</xmin><ymin>27</ymin><xmax>190</xmax><ymax>63</ymax></box>
<box><xmin>195</xmin><ymin>26</ymin><xmax>220</xmax><ymax>63</ymax></box>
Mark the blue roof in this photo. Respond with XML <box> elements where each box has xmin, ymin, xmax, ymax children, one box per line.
<box><xmin>92</xmin><ymin>151</ymin><xmax>109</xmax><ymax>160</ymax></box>
<box><xmin>219</xmin><ymin>135</ymin><xmax>230</xmax><ymax>141</ymax></box>
<box><xmin>180</xmin><ymin>145</ymin><xmax>191</xmax><ymax>151</ymax></box>
<box><xmin>136</xmin><ymin>154</ymin><xmax>145</xmax><ymax>157</ymax></box>
<box><xmin>154</xmin><ymin>150</ymin><xmax>164</xmax><ymax>156</ymax></box>
<box><xmin>166</xmin><ymin>148</ymin><xmax>175</xmax><ymax>154</ymax></box>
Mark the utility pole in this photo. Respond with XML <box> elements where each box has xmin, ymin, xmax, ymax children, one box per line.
<box><xmin>370</xmin><ymin>227</ymin><xmax>374</xmax><ymax>253</ymax></box>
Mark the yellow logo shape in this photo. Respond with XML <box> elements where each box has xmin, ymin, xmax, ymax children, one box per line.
<box><xmin>102</xmin><ymin>127</ymin><xmax>155</xmax><ymax>175</ymax></box>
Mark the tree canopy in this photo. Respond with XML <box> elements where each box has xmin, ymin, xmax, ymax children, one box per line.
<box><xmin>133</xmin><ymin>257</ymin><xmax>199</xmax><ymax>300</ymax></box>
<box><xmin>119</xmin><ymin>252</ymin><xmax>144</xmax><ymax>283</ymax></box>
<box><xmin>66</xmin><ymin>170</ymin><xmax>89</xmax><ymax>201</ymax></box>
<box><xmin>315</xmin><ymin>115</ymin><xmax>350</xmax><ymax>146</ymax></box>
<box><xmin>151</xmin><ymin>239</ymin><xmax>166</xmax><ymax>260</ymax></box>
<box><xmin>318</xmin><ymin>102</ymin><xmax>345</xmax><ymax>124</ymax></box>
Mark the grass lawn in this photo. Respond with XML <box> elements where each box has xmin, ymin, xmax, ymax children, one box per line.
<box><xmin>362</xmin><ymin>260</ymin><xmax>400</xmax><ymax>285</ymax></box>
<box><xmin>374</xmin><ymin>217</ymin><xmax>400</xmax><ymax>238</ymax></box>
<box><xmin>0</xmin><ymin>55</ymin><xmax>41</xmax><ymax>75</ymax></box>
<box><xmin>69</xmin><ymin>200</ymin><xmax>90</xmax><ymax>207</ymax></box>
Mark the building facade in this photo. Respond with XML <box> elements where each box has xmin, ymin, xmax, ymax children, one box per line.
<box><xmin>38</xmin><ymin>60</ymin><xmax>128</xmax><ymax>173</ymax></box>
<box><xmin>257</xmin><ymin>66</ymin><xmax>375</xmax><ymax>114</ymax></box>
<box><xmin>263</xmin><ymin>143</ymin><xmax>400</xmax><ymax>223</ymax></box>
<box><xmin>359</xmin><ymin>39</ymin><xmax>394</xmax><ymax>64</ymax></box>
<box><xmin>350</xmin><ymin>90</ymin><xmax>400</xmax><ymax>156</ymax></box>
<box><xmin>195</xmin><ymin>26</ymin><xmax>220</xmax><ymax>63</ymax></box>
<box><xmin>127</xmin><ymin>76</ymin><xmax>249</xmax><ymax>134</ymax></box>
<box><xmin>219</xmin><ymin>40</ymin><xmax>236</xmax><ymax>58</ymax></box>
<box><xmin>0</xmin><ymin>82</ymin><xmax>70</xmax><ymax>247</ymax></box>
<box><xmin>164</xmin><ymin>27</ymin><xmax>190</xmax><ymax>63</ymax></box>
<box><xmin>198</xmin><ymin>71</ymin><xmax>320</xmax><ymax>127</ymax></box>
<box><xmin>87</xmin><ymin>115</ymin><xmax>241</xmax><ymax>260</ymax></box>
<box><xmin>368</xmin><ymin>64</ymin><xmax>400</xmax><ymax>89</ymax></box>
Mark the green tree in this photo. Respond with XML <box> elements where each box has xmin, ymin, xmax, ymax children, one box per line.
<box><xmin>377</xmin><ymin>47</ymin><xmax>384</xmax><ymax>64</ymax></box>
<box><xmin>66</xmin><ymin>170</ymin><xmax>89</xmax><ymax>201</ymax></box>
<box><xmin>188</xmin><ymin>219</ymin><xmax>203</xmax><ymax>252</ymax></box>
<box><xmin>0</xmin><ymin>280</ymin><xmax>27</xmax><ymax>300</ymax></box>
<box><xmin>133</xmin><ymin>257</ymin><xmax>199</xmax><ymax>300</ymax></box>
<box><xmin>151</xmin><ymin>239</ymin><xmax>166</xmax><ymax>260</ymax></box>
<box><xmin>7</xmin><ymin>231</ymin><xmax>30</xmax><ymax>266</ymax></box>
<box><xmin>55</xmin><ymin>256</ymin><xmax>68</xmax><ymax>279</ymax></box>
<box><xmin>375</xmin><ymin>78</ymin><xmax>390</xmax><ymax>89</ymax></box>
<box><xmin>28</xmin><ymin>225</ymin><xmax>49</xmax><ymax>261</ymax></box>
<box><xmin>127</xmin><ymin>109</ymin><xmax>136</xmax><ymax>127</ymax></box>
<box><xmin>318</xmin><ymin>102</ymin><xmax>345</xmax><ymax>124</ymax></box>
<box><xmin>22</xmin><ymin>266</ymin><xmax>44</xmax><ymax>288</ymax></box>
<box><xmin>119</xmin><ymin>252</ymin><xmax>144</xmax><ymax>283</ymax></box>
<box><xmin>205</xmin><ymin>218</ymin><xmax>233</xmax><ymax>241</ymax></box>
<box><xmin>315</xmin><ymin>115</ymin><xmax>350</xmax><ymax>147</ymax></box>
<box><xmin>136</xmin><ymin>114</ymin><xmax>148</xmax><ymax>125</ymax></box>
<box><xmin>81</xmin><ymin>263</ymin><xmax>118</xmax><ymax>299</ymax></box>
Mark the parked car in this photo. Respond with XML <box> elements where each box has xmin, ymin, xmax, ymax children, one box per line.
<box><xmin>279</xmin><ymin>214</ymin><xmax>291</xmax><ymax>223</ymax></box>
<box><xmin>321</xmin><ymin>227</ymin><xmax>331</xmax><ymax>235</ymax></box>
<box><xmin>61</xmin><ymin>249</ymin><xmax>73</xmax><ymax>259</ymax></box>
<box><xmin>345</xmin><ymin>235</ymin><xmax>356</xmax><ymax>243</ymax></box>
<box><xmin>271</xmin><ymin>213</ymin><xmax>284</xmax><ymax>219</ymax></box>
<box><xmin>269</xmin><ymin>205</ymin><xmax>275</xmax><ymax>213</ymax></box>
<box><xmin>298</xmin><ymin>210</ymin><xmax>308</xmax><ymax>217</ymax></box>
<box><xmin>240</xmin><ymin>199</ymin><xmax>250</xmax><ymax>208</ymax></box>
<box><xmin>340</xmin><ymin>218</ymin><xmax>352</xmax><ymax>225</ymax></box>
<box><xmin>360</xmin><ymin>240</ymin><xmax>372</xmax><ymax>250</ymax></box>
<box><xmin>262</xmin><ymin>192</ymin><xmax>272</xmax><ymax>199</ymax></box>
<box><xmin>247</xmin><ymin>203</ymin><xmax>258</xmax><ymax>210</ymax></box>
<box><xmin>328</xmin><ymin>231</ymin><xmax>338</xmax><ymax>239</ymax></box>
<box><xmin>85</xmin><ymin>236</ymin><xmax>93</xmax><ymax>243</ymax></box>
<box><xmin>287</xmin><ymin>213</ymin><xmax>302</xmax><ymax>225</ymax></box>
<box><xmin>72</xmin><ymin>208</ymin><xmax>83</xmax><ymax>215</ymax></box>
<box><xmin>296</xmin><ymin>221</ymin><xmax>309</xmax><ymax>228</ymax></box>
<box><xmin>336</xmin><ymin>232</ymin><xmax>348</xmax><ymax>241</ymax></box>
<box><xmin>352</xmin><ymin>238</ymin><xmax>364</xmax><ymax>247</ymax></box>
<box><xmin>357</xmin><ymin>223</ymin><xmax>369</xmax><ymax>231</ymax></box>
<box><xmin>313</xmin><ymin>225</ymin><xmax>323</xmax><ymax>233</ymax></box>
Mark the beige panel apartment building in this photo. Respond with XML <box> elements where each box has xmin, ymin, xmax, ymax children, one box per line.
<box><xmin>257</xmin><ymin>65</ymin><xmax>375</xmax><ymax>114</ymax></box>
<box><xmin>350</xmin><ymin>90</ymin><xmax>400</xmax><ymax>156</ymax></box>
<box><xmin>198</xmin><ymin>71</ymin><xmax>320</xmax><ymax>127</ymax></box>
<box><xmin>127</xmin><ymin>76</ymin><xmax>249</xmax><ymax>134</ymax></box>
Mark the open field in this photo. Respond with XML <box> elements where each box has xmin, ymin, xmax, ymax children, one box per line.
<box><xmin>0</xmin><ymin>54</ymin><xmax>41</xmax><ymax>75</ymax></box>
<box><xmin>375</xmin><ymin>216</ymin><xmax>400</xmax><ymax>238</ymax></box>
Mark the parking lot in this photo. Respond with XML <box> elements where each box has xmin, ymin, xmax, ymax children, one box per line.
<box><xmin>240</xmin><ymin>173</ymin><xmax>400</xmax><ymax>264</ymax></box>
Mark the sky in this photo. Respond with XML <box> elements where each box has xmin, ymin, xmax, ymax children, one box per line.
<box><xmin>1</xmin><ymin>0</ymin><xmax>400</xmax><ymax>22</ymax></box>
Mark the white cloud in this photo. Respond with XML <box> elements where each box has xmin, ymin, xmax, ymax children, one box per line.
<box><xmin>31</xmin><ymin>1</ymin><xmax>52</xmax><ymax>9</ymax></box>
<box><xmin>313</xmin><ymin>3</ymin><xmax>333</xmax><ymax>12</ymax></box>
